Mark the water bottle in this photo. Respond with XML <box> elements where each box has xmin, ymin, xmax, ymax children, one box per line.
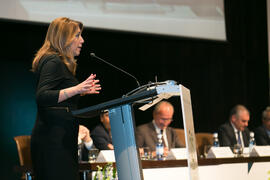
<box><xmin>26</xmin><ymin>172</ymin><xmax>32</xmax><ymax>180</ymax></box>
<box><xmin>213</xmin><ymin>132</ymin><xmax>220</xmax><ymax>147</ymax></box>
<box><xmin>156</xmin><ymin>133</ymin><xmax>164</xmax><ymax>160</ymax></box>
<box><xmin>249</xmin><ymin>132</ymin><xmax>256</xmax><ymax>154</ymax></box>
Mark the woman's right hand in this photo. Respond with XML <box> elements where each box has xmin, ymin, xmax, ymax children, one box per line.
<box><xmin>76</xmin><ymin>74</ymin><xmax>101</xmax><ymax>95</ymax></box>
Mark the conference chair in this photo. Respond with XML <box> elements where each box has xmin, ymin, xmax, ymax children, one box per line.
<box><xmin>174</xmin><ymin>128</ymin><xmax>186</xmax><ymax>147</ymax></box>
<box><xmin>195</xmin><ymin>133</ymin><xmax>213</xmax><ymax>157</ymax></box>
<box><xmin>174</xmin><ymin>128</ymin><xmax>213</xmax><ymax>157</ymax></box>
<box><xmin>14</xmin><ymin>135</ymin><xmax>33</xmax><ymax>180</ymax></box>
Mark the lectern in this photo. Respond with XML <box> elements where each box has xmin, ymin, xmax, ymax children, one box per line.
<box><xmin>72</xmin><ymin>81</ymin><xmax>199</xmax><ymax>180</ymax></box>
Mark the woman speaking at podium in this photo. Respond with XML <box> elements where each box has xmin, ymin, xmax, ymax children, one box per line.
<box><xmin>30</xmin><ymin>17</ymin><xmax>101</xmax><ymax>180</ymax></box>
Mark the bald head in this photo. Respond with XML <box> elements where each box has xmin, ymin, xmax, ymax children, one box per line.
<box><xmin>230</xmin><ymin>105</ymin><xmax>250</xmax><ymax>131</ymax></box>
<box><xmin>153</xmin><ymin>101</ymin><xmax>174</xmax><ymax>130</ymax></box>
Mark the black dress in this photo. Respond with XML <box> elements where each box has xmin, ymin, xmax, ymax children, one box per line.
<box><xmin>31</xmin><ymin>55</ymin><xmax>80</xmax><ymax>180</ymax></box>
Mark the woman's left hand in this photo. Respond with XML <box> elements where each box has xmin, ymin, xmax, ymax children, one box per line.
<box><xmin>82</xmin><ymin>80</ymin><xmax>101</xmax><ymax>95</ymax></box>
<box><xmin>80</xmin><ymin>74</ymin><xmax>101</xmax><ymax>96</ymax></box>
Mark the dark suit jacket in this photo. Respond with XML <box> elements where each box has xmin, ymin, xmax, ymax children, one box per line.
<box><xmin>136</xmin><ymin>122</ymin><xmax>184</xmax><ymax>151</ymax></box>
<box><xmin>254</xmin><ymin>125</ymin><xmax>270</xmax><ymax>145</ymax></box>
<box><xmin>91</xmin><ymin>124</ymin><xmax>112</xmax><ymax>150</ymax></box>
<box><xmin>218</xmin><ymin>122</ymin><xmax>250</xmax><ymax>147</ymax></box>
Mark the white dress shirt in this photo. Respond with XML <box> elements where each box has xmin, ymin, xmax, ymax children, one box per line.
<box><xmin>78</xmin><ymin>138</ymin><xmax>93</xmax><ymax>150</ymax></box>
<box><xmin>231</xmin><ymin>122</ymin><xmax>244</xmax><ymax>147</ymax></box>
<box><xmin>153</xmin><ymin>120</ymin><xmax>168</xmax><ymax>147</ymax></box>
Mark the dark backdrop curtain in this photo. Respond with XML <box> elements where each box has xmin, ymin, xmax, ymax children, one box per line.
<box><xmin>0</xmin><ymin>0</ymin><xmax>269</xmax><ymax>132</ymax></box>
<box><xmin>75</xmin><ymin>0</ymin><xmax>269</xmax><ymax>131</ymax></box>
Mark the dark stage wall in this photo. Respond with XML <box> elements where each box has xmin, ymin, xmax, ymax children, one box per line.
<box><xmin>0</xmin><ymin>0</ymin><xmax>269</xmax><ymax>179</ymax></box>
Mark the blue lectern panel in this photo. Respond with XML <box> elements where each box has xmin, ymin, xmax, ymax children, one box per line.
<box><xmin>109</xmin><ymin>104</ymin><xmax>143</xmax><ymax>180</ymax></box>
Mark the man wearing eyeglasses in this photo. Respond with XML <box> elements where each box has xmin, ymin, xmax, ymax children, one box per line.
<box><xmin>254</xmin><ymin>106</ymin><xmax>270</xmax><ymax>145</ymax></box>
<box><xmin>136</xmin><ymin>101</ymin><xmax>184</xmax><ymax>154</ymax></box>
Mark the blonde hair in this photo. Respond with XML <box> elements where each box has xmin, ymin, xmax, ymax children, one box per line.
<box><xmin>32</xmin><ymin>17</ymin><xmax>83</xmax><ymax>75</ymax></box>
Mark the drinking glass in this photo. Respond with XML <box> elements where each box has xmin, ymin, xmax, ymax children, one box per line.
<box><xmin>233</xmin><ymin>144</ymin><xmax>243</xmax><ymax>157</ymax></box>
<box><xmin>141</xmin><ymin>147</ymin><xmax>151</xmax><ymax>160</ymax></box>
<box><xmin>88</xmin><ymin>148</ymin><xmax>99</xmax><ymax>163</ymax></box>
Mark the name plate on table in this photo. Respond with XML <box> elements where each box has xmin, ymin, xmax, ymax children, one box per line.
<box><xmin>96</xmin><ymin>150</ymin><xmax>115</xmax><ymax>162</ymax></box>
<box><xmin>250</xmin><ymin>146</ymin><xmax>270</xmax><ymax>157</ymax></box>
<box><xmin>167</xmin><ymin>148</ymin><xmax>187</xmax><ymax>160</ymax></box>
<box><xmin>207</xmin><ymin>147</ymin><xmax>234</xmax><ymax>158</ymax></box>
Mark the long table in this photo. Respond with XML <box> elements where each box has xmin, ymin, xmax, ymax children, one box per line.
<box><xmin>15</xmin><ymin>157</ymin><xmax>270</xmax><ymax>180</ymax></box>
<box><xmin>81</xmin><ymin>156</ymin><xmax>270</xmax><ymax>180</ymax></box>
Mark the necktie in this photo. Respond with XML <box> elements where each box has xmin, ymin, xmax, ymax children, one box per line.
<box><xmin>237</xmin><ymin>131</ymin><xmax>242</xmax><ymax>145</ymax></box>
<box><xmin>161</xmin><ymin>130</ymin><xmax>167</xmax><ymax>147</ymax></box>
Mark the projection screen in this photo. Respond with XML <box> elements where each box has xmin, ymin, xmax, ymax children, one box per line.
<box><xmin>0</xmin><ymin>0</ymin><xmax>226</xmax><ymax>41</ymax></box>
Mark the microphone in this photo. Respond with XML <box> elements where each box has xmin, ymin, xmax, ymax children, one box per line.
<box><xmin>90</xmin><ymin>52</ymin><xmax>140</xmax><ymax>87</ymax></box>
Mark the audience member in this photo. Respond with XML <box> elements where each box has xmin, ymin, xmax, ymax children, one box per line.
<box><xmin>91</xmin><ymin>110</ymin><xmax>114</xmax><ymax>150</ymax></box>
<box><xmin>136</xmin><ymin>101</ymin><xmax>184</xmax><ymax>154</ymax></box>
<box><xmin>218</xmin><ymin>105</ymin><xmax>250</xmax><ymax>147</ymax></box>
<box><xmin>254</xmin><ymin>106</ymin><xmax>270</xmax><ymax>145</ymax></box>
<box><xmin>78</xmin><ymin>125</ymin><xmax>93</xmax><ymax>161</ymax></box>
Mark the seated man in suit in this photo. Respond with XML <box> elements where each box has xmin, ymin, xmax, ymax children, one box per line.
<box><xmin>136</xmin><ymin>101</ymin><xmax>184</xmax><ymax>155</ymax></box>
<box><xmin>91</xmin><ymin>110</ymin><xmax>114</xmax><ymax>150</ymax></box>
<box><xmin>78</xmin><ymin>125</ymin><xmax>93</xmax><ymax>161</ymax></box>
<box><xmin>218</xmin><ymin>104</ymin><xmax>250</xmax><ymax>147</ymax></box>
<box><xmin>254</xmin><ymin>106</ymin><xmax>270</xmax><ymax>145</ymax></box>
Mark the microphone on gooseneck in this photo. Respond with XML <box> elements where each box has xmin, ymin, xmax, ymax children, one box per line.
<box><xmin>90</xmin><ymin>52</ymin><xmax>141</xmax><ymax>87</ymax></box>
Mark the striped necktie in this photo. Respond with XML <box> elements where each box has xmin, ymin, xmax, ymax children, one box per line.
<box><xmin>237</xmin><ymin>131</ymin><xmax>242</xmax><ymax>145</ymax></box>
<box><xmin>161</xmin><ymin>130</ymin><xmax>167</xmax><ymax>147</ymax></box>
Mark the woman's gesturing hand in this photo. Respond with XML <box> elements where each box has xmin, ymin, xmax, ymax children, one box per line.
<box><xmin>76</xmin><ymin>74</ymin><xmax>101</xmax><ymax>95</ymax></box>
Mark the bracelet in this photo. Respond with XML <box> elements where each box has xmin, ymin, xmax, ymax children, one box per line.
<box><xmin>63</xmin><ymin>90</ymin><xmax>69</xmax><ymax>99</ymax></box>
